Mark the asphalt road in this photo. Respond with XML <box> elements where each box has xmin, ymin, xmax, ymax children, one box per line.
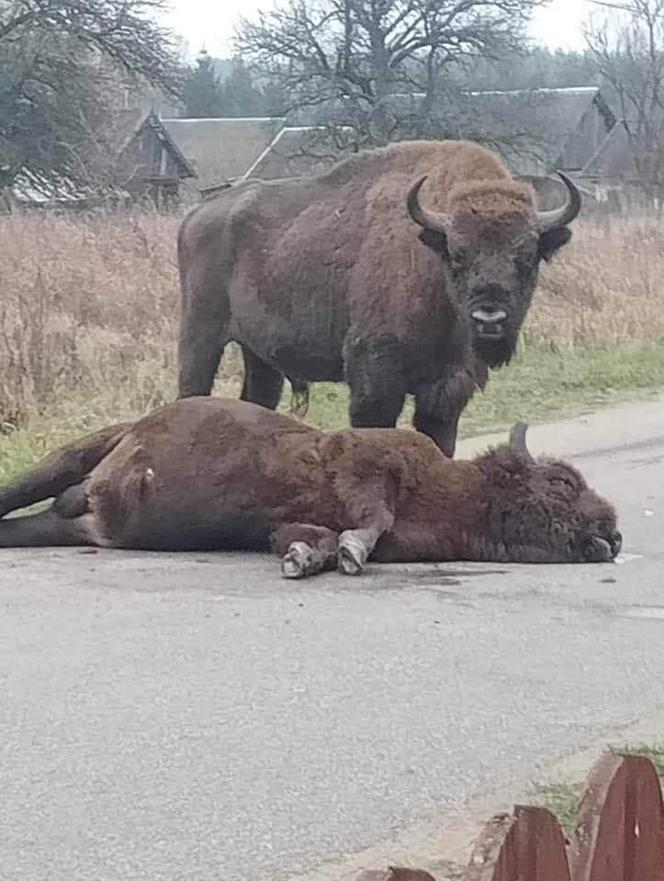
<box><xmin>2</xmin><ymin>397</ymin><xmax>664</xmax><ymax>881</ymax></box>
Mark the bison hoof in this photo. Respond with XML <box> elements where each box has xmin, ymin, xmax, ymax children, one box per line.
<box><xmin>337</xmin><ymin>534</ymin><xmax>367</xmax><ymax>576</ymax></box>
<box><xmin>281</xmin><ymin>541</ymin><xmax>316</xmax><ymax>579</ymax></box>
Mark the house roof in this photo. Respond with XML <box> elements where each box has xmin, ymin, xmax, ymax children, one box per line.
<box><xmin>443</xmin><ymin>86</ymin><xmax>615</xmax><ymax>176</ymax></box>
<box><xmin>162</xmin><ymin>117</ymin><xmax>286</xmax><ymax>188</ymax></box>
<box><xmin>10</xmin><ymin>168</ymin><xmax>93</xmax><ymax>205</ymax></box>
<box><xmin>120</xmin><ymin>111</ymin><xmax>196</xmax><ymax>179</ymax></box>
<box><xmin>581</xmin><ymin>120</ymin><xmax>637</xmax><ymax>179</ymax></box>
<box><xmin>156</xmin><ymin>85</ymin><xmax>615</xmax><ymax>191</ymax></box>
<box><xmin>244</xmin><ymin>126</ymin><xmax>351</xmax><ymax>180</ymax></box>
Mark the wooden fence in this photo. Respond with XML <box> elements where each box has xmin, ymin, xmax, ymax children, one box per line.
<box><xmin>357</xmin><ymin>753</ymin><xmax>664</xmax><ymax>881</ymax></box>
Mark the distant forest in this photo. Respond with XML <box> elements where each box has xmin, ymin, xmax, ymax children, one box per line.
<box><xmin>181</xmin><ymin>47</ymin><xmax>600</xmax><ymax>120</ymax></box>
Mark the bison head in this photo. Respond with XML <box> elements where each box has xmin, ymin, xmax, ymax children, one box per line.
<box><xmin>475</xmin><ymin>423</ymin><xmax>621</xmax><ymax>563</ymax></box>
<box><xmin>407</xmin><ymin>174</ymin><xmax>581</xmax><ymax>368</ymax></box>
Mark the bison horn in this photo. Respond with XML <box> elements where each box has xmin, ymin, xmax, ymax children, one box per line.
<box><xmin>407</xmin><ymin>176</ymin><xmax>450</xmax><ymax>234</ymax></box>
<box><xmin>536</xmin><ymin>171</ymin><xmax>582</xmax><ymax>233</ymax></box>
<box><xmin>509</xmin><ymin>422</ymin><xmax>534</xmax><ymax>461</ymax></box>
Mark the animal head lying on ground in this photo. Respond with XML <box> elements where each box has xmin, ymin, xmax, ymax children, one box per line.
<box><xmin>468</xmin><ymin>423</ymin><xmax>621</xmax><ymax>565</ymax></box>
<box><xmin>0</xmin><ymin>398</ymin><xmax>620</xmax><ymax>578</ymax></box>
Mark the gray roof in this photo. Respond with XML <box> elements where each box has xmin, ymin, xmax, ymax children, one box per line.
<box><xmin>287</xmin><ymin>86</ymin><xmax>615</xmax><ymax>177</ymax></box>
<box><xmin>157</xmin><ymin>86</ymin><xmax>615</xmax><ymax>191</ymax></box>
<box><xmin>246</xmin><ymin>126</ymin><xmax>352</xmax><ymax>180</ymax></box>
<box><xmin>581</xmin><ymin>121</ymin><xmax>636</xmax><ymax>179</ymax></box>
<box><xmin>438</xmin><ymin>86</ymin><xmax>615</xmax><ymax>176</ymax></box>
<box><xmin>162</xmin><ymin>117</ymin><xmax>286</xmax><ymax>188</ymax></box>
<box><xmin>116</xmin><ymin>111</ymin><xmax>196</xmax><ymax>179</ymax></box>
<box><xmin>9</xmin><ymin>168</ymin><xmax>93</xmax><ymax>205</ymax></box>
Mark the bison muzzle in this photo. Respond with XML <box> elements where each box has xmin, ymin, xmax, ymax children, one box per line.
<box><xmin>0</xmin><ymin>399</ymin><xmax>621</xmax><ymax>576</ymax></box>
<box><xmin>177</xmin><ymin>140</ymin><xmax>581</xmax><ymax>457</ymax></box>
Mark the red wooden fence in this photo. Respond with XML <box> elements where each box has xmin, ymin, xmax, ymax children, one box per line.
<box><xmin>356</xmin><ymin>753</ymin><xmax>664</xmax><ymax>881</ymax></box>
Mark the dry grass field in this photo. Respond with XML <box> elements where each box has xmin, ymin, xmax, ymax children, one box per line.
<box><xmin>1</xmin><ymin>209</ymin><xmax>664</xmax><ymax>483</ymax></box>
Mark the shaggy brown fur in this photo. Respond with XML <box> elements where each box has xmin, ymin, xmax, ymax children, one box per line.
<box><xmin>177</xmin><ymin>140</ymin><xmax>580</xmax><ymax>457</ymax></box>
<box><xmin>0</xmin><ymin>399</ymin><xmax>621</xmax><ymax>577</ymax></box>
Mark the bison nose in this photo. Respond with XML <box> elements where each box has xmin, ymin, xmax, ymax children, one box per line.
<box><xmin>471</xmin><ymin>306</ymin><xmax>507</xmax><ymax>337</ymax></box>
<box><xmin>471</xmin><ymin>307</ymin><xmax>507</xmax><ymax>324</ymax></box>
<box><xmin>608</xmin><ymin>529</ymin><xmax>622</xmax><ymax>558</ymax></box>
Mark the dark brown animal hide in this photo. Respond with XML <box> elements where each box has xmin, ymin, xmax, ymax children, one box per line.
<box><xmin>177</xmin><ymin>139</ymin><xmax>581</xmax><ymax>456</ymax></box>
<box><xmin>0</xmin><ymin>399</ymin><xmax>621</xmax><ymax>578</ymax></box>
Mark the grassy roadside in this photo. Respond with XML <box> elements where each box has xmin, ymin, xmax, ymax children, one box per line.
<box><xmin>532</xmin><ymin>743</ymin><xmax>664</xmax><ymax>835</ymax></box>
<box><xmin>2</xmin><ymin>339</ymin><xmax>664</xmax><ymax>486</ymax></box>
<box><xmin>306</xmin><ymin>340</ymin><xmax>664</xmax><ymax>435</ymax></box>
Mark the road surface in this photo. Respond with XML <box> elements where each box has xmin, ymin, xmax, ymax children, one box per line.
<box><xmin>2</xmin><ymin>397</ymin><xmax>664</xmax><ymax>881</ymax></box>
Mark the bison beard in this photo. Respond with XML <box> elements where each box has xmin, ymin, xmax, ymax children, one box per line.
<box><xmin>176</xmin><ymin>140</ymin><xmax>581</xmax><ymax>458</ymax></box>
<box><xmin>472</xmin><ymin>327</ymin><xmax>517</xmax><ymax>369</ymax></box>
<box><xmin>0</xmin><ymin>399</ymin><xmax>620</xmax><ymax>578</ymax></box>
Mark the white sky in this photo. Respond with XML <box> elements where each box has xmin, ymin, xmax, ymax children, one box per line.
<box><xmin>166</xmin><ymin>0</ymin><xmax>594</xmax><ymax>60</ymax></box>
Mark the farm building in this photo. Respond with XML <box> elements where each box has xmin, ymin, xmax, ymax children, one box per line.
<box><xmin>157</xmin><ymin>86</ymin><xmax>618</xmax><ymax>203</ymax></box>
<box><xmin>4</xmin><ymin>85</ymin><xmax>632</xmax><ymax>210</ymax></box>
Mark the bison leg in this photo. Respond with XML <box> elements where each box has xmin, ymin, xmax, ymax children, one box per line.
<box><xmin>289</xmin><ymin>379</ymin><xmax>310</xmax><ymax>419</ymax></box>
<box><xmin>413</xmin><ymin>404</ymin><xmax>461</xmax><ymax>459</ymax></box>
<box><xmin>240</xmin><ymin>347</ymin><xmax>285</xmax><ymax>410</ymax></box>
<box><xmin>178</xmin><ymin>265</ymin><xmax>231</xmax><ymax>397</ymax></box>
<box><xmin>271</xmin><ymin>523</ymin><xmax>339</xmax><ymax>579</ymax></box>
<box><xmin>414</xmin><ymin>365</ymin><xmax>484</xmax><ymax>457</ymax></box>
<box><xmin>0</xmin><ymin>423</ymin><xmax>127</xmax><ymax>519</ymax></box>
<box><xmin>0</xmin><ymin>507</ymin><xmax>96</xmax><ymax>548</ymax></box>
<box><xmin>338</xmin><ymin>525</ymin><xmax>383</xmax><ymax>575</ymax></box>
<box><xmin>344</xmin><ymin>333</ymin><xmax>405</xmax><ymax>427</ymax></box>
<box><xmin>337</xmin><ymin>503</ymin><xmax>395</xmax><ymax>576</ymax></box>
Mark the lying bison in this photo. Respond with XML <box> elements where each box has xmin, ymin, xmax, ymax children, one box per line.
<box><xmin>0</xmin><ymin>399</ymin><xmax>621</xmax><ymax>575</ymax></box>
<box><xmin>177</xmin><ymin>140</ymin><xmax>581</xmax><ymax>456</ymax></box>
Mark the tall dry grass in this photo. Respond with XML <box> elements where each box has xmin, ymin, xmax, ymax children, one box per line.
<box><xmin>0</xmin><ymin>211</ymin><xmax>178</xmax><ymax>428</ymax></box>
<box><xmin>533</xmin><ymin>215</ymin><xmax>664</xmax><ymax>347</ymax></box>
<box><xmin>0</xmin><ymin>210</ymin><xmax>662</xmax><ymax>431</ymax></box>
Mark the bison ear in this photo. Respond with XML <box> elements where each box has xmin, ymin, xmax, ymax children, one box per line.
<box><xmin>418</xmin><ymin>228</ymin><xmax>449</xmax><ymax>256</ymax></box>
<box><xmin>538</xmin><ymin>226</ymin><xmax>572</xmax><ymax>262</ymax></box>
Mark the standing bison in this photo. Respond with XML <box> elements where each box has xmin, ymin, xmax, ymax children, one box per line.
<box><xmin>177</xmin><ymin>140</ymin><xmax>581</xmax><ymax>456</ymax></box>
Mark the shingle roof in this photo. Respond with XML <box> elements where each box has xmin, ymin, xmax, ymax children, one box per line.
<box><xmin>245</xmin><ymin>126</ymin><xmax>350</xmax><ymax>180</ymax></box>
<box><xmin>119</xmin><ymin>112</ymin><xmax>196</xmax><ymax>179</ymax></box>
<box><xmin>160</xmin><ymin>87</ymin><xmax>615</xmax><ymax>189</ymax></box>
<box><xmin>162</xmin><ymin>117</ymin><xmax>286</xmax><ymax>188</ymax></box>
<box><xmin>437</xmin><ymin>86</ymin><xmax>615</xmax><ymax>176</ymax></box>
<box><xmin>581</xmin><ymin>121</ymin><xmax>637</xmax><ymax>179</ymax></box>
<box><xmin>10</xmin><ymin>168</ymin><xmax>93</xmax><ymax>205</ymax></box>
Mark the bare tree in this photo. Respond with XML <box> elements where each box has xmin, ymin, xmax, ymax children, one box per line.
<box><xmin>0</xmin><ymin>0</ymin><xmax>183</xmax><ymax>194</ymax></box>
<box><xmin>235</xmin><ymin>0</ymin><xmax>546</xmax><ymax>147</ymax></box>
<box><xmin>586</xmin><ymin>0</ymin><xmax>664</xmax><ymax>192</ymax></box>
<box><xmin>0</xmin><ymin>0</ymin><xmax>181</xmax><ymax>85</ymax></box>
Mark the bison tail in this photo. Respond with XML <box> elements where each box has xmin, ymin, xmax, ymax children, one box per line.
<box><xmin>289</xmin><ymin>379</ymin><xmax>310</xmax><ymax>419</ymax></box>
<box><xmin>0</xmin><ymin>422</ymin><xmax>130</xmax><ymax>519</ymax></box>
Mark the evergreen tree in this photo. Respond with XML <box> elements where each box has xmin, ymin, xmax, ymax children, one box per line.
<box><xmin>218</xmin><ymin>59</ymin><xmax>267</xmax><ymax>117</ymax></box>
<box><xmin>182</xmin><ymin>50</ymin><xmax>223</xmax><ymax>117</ymax></box>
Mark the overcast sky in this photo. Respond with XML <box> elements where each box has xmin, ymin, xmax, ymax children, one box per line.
<box><xmin>166</xmin><ymin>0</ymin><xmax>594</xmax><ymax>60</ymax></box>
